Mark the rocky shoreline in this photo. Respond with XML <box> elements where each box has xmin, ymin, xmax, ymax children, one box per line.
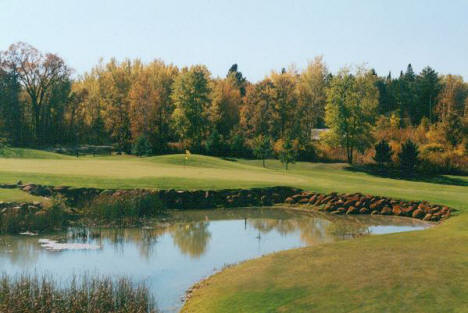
<box><xmin>284</xmin><ymin>191</ymin><xmax>452</xmax><ymax>221</ymax></box>
<box><xmin>0</xmin><ymin>183</ymin><xmax>454</xmax><ymax>225</ymax></box>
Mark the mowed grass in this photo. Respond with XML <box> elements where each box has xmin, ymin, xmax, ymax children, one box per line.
<box><xmin>1</xmin><ymin>148</ymin><xmax>468</xmax><ymax>312</ymax></box>
<box><xmin>0</xmin><ymin>188</ymin><xmax>48</xmax><ymax>204</ymax></box>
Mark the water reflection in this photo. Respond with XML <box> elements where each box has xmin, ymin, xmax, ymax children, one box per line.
<box><xmin>0</xmin><ymin>208</ymin><xmax>429</xmax><ymax>263</ymax></box>
<box><xmin>0</xmin><ymin>208</ymin><xmax>429</xmax><ymax>313</ymax></box>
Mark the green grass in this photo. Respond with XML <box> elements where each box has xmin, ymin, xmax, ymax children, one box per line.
<box><xmin>1</xmin><ymin>148</ymin><xmax>468</xmax><ymax>312</ymax></box>
<box><xmin>0</xmin><ymin>189</ymin><xmax>48</xmax><ymax>204</ymax></box>
<box><xmin>0</xmin><ymin>147</ymin><xmax>73</xmax><ymax>159</ymax></box>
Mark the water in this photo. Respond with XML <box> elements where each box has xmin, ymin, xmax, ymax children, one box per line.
<box><xmin>0</xmin><ymin>208</ymin><xmax>429</xmax><ymax>312</ymax></box>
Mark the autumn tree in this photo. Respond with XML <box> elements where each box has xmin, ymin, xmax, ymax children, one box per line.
<box><xmin>1</xmin><ymin>42</ymin><xmax>71</xmax><ymax>145</ymax></box>
<box><xmin>171</xmin><ymin>65</ymin><xmax>211</xmax><ymax>150</ymax></box>
<box><xmin>297</xmin><ymin>56</ymin><xmax>329</xmax><ymax>135</ymax></box>
<box><xmin>270</xmin><ymin>69</ymin><xmax>298</xmax><ymax>138</ymax></box>
<box><xmin>325</xmin><ymin>68</ymin><xmax>379</xmax><ymax>164</ymax></box>
<box><xmin>436</xmin><ymin>75</ymin><xmax>467</xmax><ymax>121</ymax></box>
<box><xmin>129</xmin><ymin>60</ymin><xmax>178</xmax><ymax>153</ymax></box>
<box><xmin>240</xmin><ymin>79</ymin><xmax>275</xmax><ymax>140</ymax></box>
<box><xmin>209</xmin><ymin>77</ymin><xmax>241</xmax><ymax>138</ymax></box>
<box><xmin>97</xmin><ymin>59</ymin><xmax>134</xmax><ymax>153</ymax></box>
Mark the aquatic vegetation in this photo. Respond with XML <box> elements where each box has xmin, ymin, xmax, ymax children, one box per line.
<box><xmin>0</xmin><ymin>274</ymin><xmax>158</xmax><ymax>313</ymax></box>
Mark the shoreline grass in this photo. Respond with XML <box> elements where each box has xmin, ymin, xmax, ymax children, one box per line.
<box><xmin>0</xmin><ymin>273</ymin><xmax>158</xmax><ymax>313</ymax></box>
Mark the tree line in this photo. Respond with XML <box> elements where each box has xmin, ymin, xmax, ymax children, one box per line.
<box><xmin>0</xmin><ymin>42</ymin><xmax>467</xmax><ymax>169</ymax></box>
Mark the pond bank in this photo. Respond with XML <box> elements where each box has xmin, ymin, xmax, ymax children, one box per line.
<box><xmin>0</xmin><ymin>183</ymin><xmax>455</xmax><ymax>234</ymax></box>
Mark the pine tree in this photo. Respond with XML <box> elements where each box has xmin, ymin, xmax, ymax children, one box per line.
<box><xmin>132</xmin><ymin>135</ymin><xmax>152</xmax><ymax>157</ymax></box>
<box><xmin>373</xmin><ymin>140</ymin><xmax>393</xmax><ymax>168</ymax></box>
<box><xmin>398</xmin><ymin>139</ymin><xmax>420</xmax><ymax>174</ymax></box>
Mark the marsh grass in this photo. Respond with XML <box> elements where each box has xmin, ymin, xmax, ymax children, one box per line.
<box><xmin>0</xmin><ymin>273</ymin><xmax>158</xmax><ymax>313</ymax></box>
<box><xmin>0</xmin><ymin>197</ymin><xmax>71</xmax><ymax>234</ymax></box>
<box><xmin>83</xmin><ymin>192</ymin><xmax>164</xmax><ymax>225</ymax></box>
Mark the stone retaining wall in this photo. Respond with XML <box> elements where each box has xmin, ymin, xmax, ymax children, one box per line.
<box><xmin>285</xmin><ymin>191</ymin><xmax>452</xmax><ymax>221</ymax></box>
<box><xmin>0</xmin><ymin>183</ymin><xmax>454</xmax><ymax>221</ymax></box>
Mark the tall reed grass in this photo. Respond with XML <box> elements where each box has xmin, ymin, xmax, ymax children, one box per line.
<box><xmin>0</xmin><ymin>273</ymin><xmax>158</xmax><ymax>313</ymax></box>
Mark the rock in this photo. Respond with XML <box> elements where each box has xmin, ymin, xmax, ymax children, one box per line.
<box><xmin>392</xmin><ymin>205</ymin><xmax>402</xmax><ymax>216</ymax></box>
<box><xmin>359</xmin><ymin>207</ymin><xmax>370</xmax><ymax>214</ymax></box>
<box><xmin>401</xmin><ymin>206</ymin><xmax>415</xmax><ymax>216</ymax></box>
<box><xmin>346</xmin><ymin>206</ymin><xmax>358</xmax><ymax>214</ymax></box>
<box><xmin>285</xmin><ymin>197</ymin><xmax>295</xmax><ymax>204</ymax></box>
<box><xmin>371</xmin><ymin>210</ymin><xmax>380</xmax><ymax>215</ymax></box>
<box><xmin>298</xmin><ymin>197</ymin><xmax>309</xmax><ymax>204</ymax></box>
<box><xmin>412</xmin><ymin>208</ymin><xmax>425</xmax><ymax>219</ymax></box>
<box><xmin>381</xmin><ymin>206</ymin><xmax>393</xmax><ymax>215</ymax></box>
<box><xmin>423</xmin><ymin>213</ymin><xmax>433</xmax><ymax>221</ymax></box>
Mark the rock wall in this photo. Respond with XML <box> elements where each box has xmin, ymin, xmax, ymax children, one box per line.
<box><xmin>285</xmin><ymin>191</ymin><xmax>453</xmax><ymax>221</ymax></box>
<box><xmin>7</xmin><ymin>183</ymin><xmax>301</xmax><ymax>209</ymax></box>
<box><xmin>0</xmin><ymin>183</ymin><xmax>454</xmax><ymax>221</ymax></box>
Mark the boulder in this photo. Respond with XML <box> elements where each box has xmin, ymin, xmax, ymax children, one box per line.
<box><xmin>392</xmin><ymin>206</ymin><xmax>402</xmax><ymax>216</ymax></box>
<box><xmin>412</xmin><ymin>208</ymin><xmax>425</xmax><ymax>219</ymax></box>
<box><xmin>381</xmin><ymin>206</ymin><xmax>393</xmax><ymax>215</ymax></box>
<box><xmin>346</xmin><ymin>206</ymin><xmax>359</xmax><ymax>214</ymax></box>
<box><xmin>423</xmin><ymin>213</ymin><xmax>433</xmax><ymax>221</ymax></box>
<box><xmin>285</xmin><ymin>197</ymin><xmax>295</xmax><ymax>204</ymax></box>
<box><xmin>359</xmin><ymin>207</ymin><xmax>370</xmax><ymax>214</ymax></box>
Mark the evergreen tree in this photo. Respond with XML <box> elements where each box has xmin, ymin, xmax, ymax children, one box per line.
<box><xmin>373</xmin><ymin>139</ymin><xmax>393</xmax><ymax>168</ymax></box>
<box><xmin>205</xmin><ymin>129</ymin><xmax>224</xmax><ymax>156</ymax></box>
<box><xmin>398</xmin><ymin>139</ymin><xmax>420</xmax><ymax>174</ymax></box>
<box><xmin>415</xmin><ymin>66</ymin><xmax>441</xmax><ymax>123</ymax></box>
<box><xmin>132</xmin><ymin>135</ymin><xmax>152</xmax><ymax>157</ymax></box>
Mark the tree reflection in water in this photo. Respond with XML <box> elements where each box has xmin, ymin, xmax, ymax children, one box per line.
<box><xmin>0</xmin><ymin>209</ymin><xmax>428</xmax><ymax>263</ymax></box>
<box><xmin>170</xmin><ymin>222</ymin><xmax>211</xmax><ymax>258</ymax></box>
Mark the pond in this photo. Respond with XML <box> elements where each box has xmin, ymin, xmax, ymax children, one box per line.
<box><xmin>0</xmin><ymin>207</ymin><xmax>429</xmax><ymax>313</ymax></box>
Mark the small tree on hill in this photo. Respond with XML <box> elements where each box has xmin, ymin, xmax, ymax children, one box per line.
<box><xmin>253</xmin><ymin>135</ymin><xmax>272</xmax><ymax>167</ymax></box>
<box><xmin>373</xmin><ymin>139</ymin><xmax>393</xmax><ymax>168</ymax></box>
<box><xmin>398</xmin><ymin>139</ymin><xmax>419</xmax><ymax>174</ymax></box>
<box><xmin>132</xmin><ymin>135</ymin><xmax>152</xmax><ymax>157</ymax></box>
<box><xmin>278</xmin><ymin>137</ymin><xmax>297</xmax><ymax>170</ymax></box>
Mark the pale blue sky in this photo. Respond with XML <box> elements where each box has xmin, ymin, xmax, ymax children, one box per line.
<box><xmin>1</xmin><ymin>0</ymin><xmax>467</xmax><ymax>80</ymax></box>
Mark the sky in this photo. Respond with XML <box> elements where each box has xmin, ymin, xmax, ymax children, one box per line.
<box><xmin>1</xmin><ymin>0</ymin><xmax>467</xmax><ymax>81</ymax></box>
